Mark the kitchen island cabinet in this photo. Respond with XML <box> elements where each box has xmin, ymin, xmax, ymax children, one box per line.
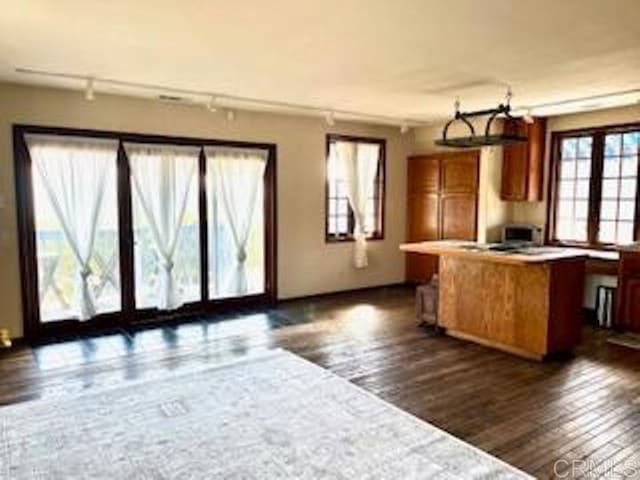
<box><xmin>401</xmin><ymin>242</ymin><xmax>587</xmax><ymax>360</ymax></box>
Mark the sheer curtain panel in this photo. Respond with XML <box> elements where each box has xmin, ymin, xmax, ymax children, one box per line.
<box><xmin>125</xmin><ymin>143</ymin><xmax>200</xmax><ymax>310</ymax></box>
<box><xmin>26</xmin><ymin>135</ymin><xmax>119</xmax><ymax>320</ymax></box>
<box><xmin>334</xmin><ymin>141</ymin><xmax>381</xmax><ymax>268</ymax></box>
<box><xmin>205</xmin><ymin>147</ymin><xmax>267</xmax><ymax>297</ymax></box>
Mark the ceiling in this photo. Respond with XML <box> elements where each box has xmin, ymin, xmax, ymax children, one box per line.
<box><xmin>1</xmin><ymin>0</ymin><xmax>640</xmax><ymax>123</ymax></box>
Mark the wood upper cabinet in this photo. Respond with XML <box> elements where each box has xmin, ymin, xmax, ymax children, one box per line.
<box><xmin>501</xmin><ymin>117</ymin><xmax>546</xmax><ymax>202</ymax></box>
<box><xmin>617</xmin><ymin>250</ymin><xmax>640</xmax><ymax>333</ymax></box>
<box><xmin>441</xmin><ymin>153</ymin><xmax>479</xmax><ymax>194</ymax></box>
<box><xmin>406</xmin><ymin>151</ymin><xmax>479</xmax><ymax>282</ymax></box>
<box><xmin>409</xmin><ymin>156</ymin><xmax>440</xmax><ymax>193</ymax></box>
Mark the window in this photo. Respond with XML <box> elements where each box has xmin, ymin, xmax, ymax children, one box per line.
<box><xmin>550</xmin><ymin>125</ymin><xmax>640</xmax><ymax>247</ymax></box>
<box><xmin>326</xmin><ymin>135</ymin><xmax>385</xmax><ymax>242</ymax></box>
<box><xmin>27</xmin><ymin>135</ymin><xmax>121</xmax><ymax>322</ymax></box>
<box><xmin>15</xmin><ymin>125</ymin><xmax>276</xmax><ymax>339</ymax></box>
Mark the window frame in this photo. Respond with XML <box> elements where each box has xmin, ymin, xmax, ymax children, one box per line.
<box><xmin>325</xmin><ymin>134</ymin><xmax>386</xmax><ymax>243</ymax></box>
<box><xmin>13</xmin><ymin>124</ymin><xmax>277</xmax><ymax>341</ymax></box>
<box><xmin>548</xmin><ymin>121</ymin><xmax>640</xmax><ymax>249</ymax></box>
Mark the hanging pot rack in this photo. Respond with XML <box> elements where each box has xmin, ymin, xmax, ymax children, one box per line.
<box><xmin>435</xmin><ymin>91</ymin><xmax>528</xmax><ymax>148</ymax></box>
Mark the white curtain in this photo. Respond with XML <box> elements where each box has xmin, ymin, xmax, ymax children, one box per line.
<box><xmin>205</xmin><ymin>147</ymin><xmax>267</xmax><ymax>296</ymax></box>
<box><xmin>334</xmin><ymin>141</ymin><xmax>381</xmax><ymax>268</ymax></box>
<box><xmin>26</xmin><ymin>135</ymin><xmax>118</xmax><ymax>320</ymax></box>
<box><xmin>125</xmin><ymin>143</ymin><xmax>200</xmax><ymax>310</ymax></box>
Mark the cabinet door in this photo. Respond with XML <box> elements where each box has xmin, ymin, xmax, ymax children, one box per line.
<box><xmin>406</xmin><ymin>254</ymin><xmax>438</xmax><ymax>284</ymax></box>
<box><xmin>441</xmin><ymin>153</ymin><xmax>478</xmax><ymax>194</ymax></box>
<box><xmin>409</xmin><ymin>156</ymin><xmax>440</xmax><ymax>193</ymax></box>
<box><xmin>620</xmin><ymin>278</ymin><xmax>640</xmax><ymax>333</ymax></box>
<box><xmin>406</xmin><ymin>193</ymin><xmax>440</xmax><ymax>283</ymax></box>
<box><xmin>407</xmin><ymin>193</ymin><xmax>439</xmax><ymax>241</ymax></box>
<box><xmin>501</xmin><ymin>118</ymin><xmax>545</xmax><ymax>201</ymax></box>
<box><xmin>501</xmin><ymin>120</ymin><xmax>529</xmax><ymax>201</ymax></box>
<box><xmin>441</xmin><ymin>193</ymin><xmax>477</xmax><ymax>240</ymax></box>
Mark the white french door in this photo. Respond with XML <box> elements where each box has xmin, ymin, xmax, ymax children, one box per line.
<box><xmin>27</xmin><ymin>135</ymin><xmax>121</xmax><ymax>322</ymax></box>
<box><xmin>206</xmin><ymin>147</ymin><xmax>267</xmax><ymax>299</ymax></box>
<box><xmin>125</xmin><ymin>144</ymin><xmax>201</xmax><ymax>311</ymax></box>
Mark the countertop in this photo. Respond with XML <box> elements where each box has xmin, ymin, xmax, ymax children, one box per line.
<box><xmin>618</xmin><ymin>243</ymin><xmax>640</xmax><ymax>253</ymax></box>
<box><xmin>400</xmin><ymin>241</ymin><xmax>591</xmax><ymax>265</ymax></box>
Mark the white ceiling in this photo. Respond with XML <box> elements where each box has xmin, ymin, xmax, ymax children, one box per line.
<box><xmin>1</xmin><ymin>0</ymin><xmax>640</xmax><ymax>123</ymax></box>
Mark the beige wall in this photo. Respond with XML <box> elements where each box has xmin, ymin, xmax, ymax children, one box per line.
<box><xmin>0</xmin><ymin>82</ymin><xmax>409</xmax><ymax>339</ymax></box>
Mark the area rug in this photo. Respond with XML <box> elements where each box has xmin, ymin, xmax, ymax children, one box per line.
<box><xmin>0</xmin><ymin>349</ymin><xmax>531</xmax><ymax>479</ymax></box>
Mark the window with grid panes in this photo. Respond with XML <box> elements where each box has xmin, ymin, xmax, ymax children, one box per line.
<box><xmin>551</xmin><ymin>125</ymin><xmax>639</xmax><ymax>247</ymax></box>
<box><xmin>598</xmin><ymin>132</ymin><xmax>639</xmax><ymax>244</ymax></box>
<box><xmin>326</xmin><ymin>135</ymin><xmax>385</xmax><ymax>242</ymax></box>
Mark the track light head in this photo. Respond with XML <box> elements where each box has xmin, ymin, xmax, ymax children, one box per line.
<box><xmin>523</xmin><ymin>109</ymin><xmax>535</xmax><ymax>124</ymax></box>
<box><xmin>226</xmin><ymin>109</ymin><xmax>236</xmax><ymax>121</ymax></box>
<box><xmin>400</xmin><ymin>122</ymin><xmax>410</xmax><ymax>135</ymax></box>
<box><xmin>206</xmin><ymin>95</ymin><xmax>218</xmax><ymax>112</ymax></box>
<box><xmin>325</xmin><ymin>111</ymin><xmax>335</xmax><ymax>127</ymax></box>
<box><xmin>85</xmin><ymin>77</ymin><xmax>95</xmax><ymax>101</ymax></box>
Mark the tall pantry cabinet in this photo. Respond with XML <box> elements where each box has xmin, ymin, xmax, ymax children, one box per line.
<box><xmin>406</xmin><ymin>150</ymin><xmax>479</xmax><ymax>283</ymax></box>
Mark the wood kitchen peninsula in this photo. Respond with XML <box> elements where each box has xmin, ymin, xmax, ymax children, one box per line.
<box><xmin>401</xmin><ymin>241</ymin><xmax>588</xmax><ymax>360</ymax></box>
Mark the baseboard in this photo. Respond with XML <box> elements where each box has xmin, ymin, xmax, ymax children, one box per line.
<box><xmin>278</xmin><ymin>282</ymin><xmax>411</xmax><ymax>304</ymax></box>
<box><xmin>583</xmin><ymin>307</ymin><xmax>597</xmax><ymax>323</ymax></box>
<box><xmin>0</xmin><ymin>337</ymin><xmax>27</xmax><ymax>352</ymax></box>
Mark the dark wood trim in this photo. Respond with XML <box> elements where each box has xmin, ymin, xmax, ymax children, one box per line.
<box><xmin>636</xmin><ymin>142</ymin><xmax>640</xmax><ymax>242</ymax></box>
<box><xmin>549</xmin><ymin>121</ymin><xmax>640</xmax><ymax>138</ymax></box>
<box><xmin>544</xmin><ymin>131</ymin><xmax>561</xmax><ymax>245</ymax></box>
<box><xmin>117</xmin><ymin>141</ymin><xmax>135</xmax><ymax>324</ymax></box>
<box><xmin>13</xmin><ymin>127</ymin><xmax>40</xmax><ymax>340</ymax></box>
<box><xmin>547</xmin><ymin>120</ymin><xmax>640</xmax><ymax>247</ymax></box>
<box><xmin>324</xmin><ymin>133</ymin><xmax>386</xmax><ymax>243</ymax></box>
<box><xmin>264</xmin><ymin>145</ymin><xmax>278</xmax><ymax>303</ymax></box>
<box><xmin>13</xmin><ymin>124</ymin><xmax>278</xmax><ymax>342</ymax></box>
<box><xmin>589</xmin><ymin>132</ymin><xmax>605</xmax><ymax>245</ymax></box>
<box><xmin>279</xmin><ymin>282</ymin><xmax>409</xmax><ymax>304</ymax></box>
<box><xmin>12</xmin><ymin>124</ymin><xmax>277</xmax><ymax>150</ymax></box>
<box><xmin>198</xmin><ymin>148</ymin><xmax>209</xmax><ymax>302</ymax></box>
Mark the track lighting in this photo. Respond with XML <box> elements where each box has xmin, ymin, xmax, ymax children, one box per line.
<box><xmin>522</xmin><ymin>109</ymin><xmax>535</xmax><ymax>124</ymax></box>
<box><xmin>325</xmin><ymin>111</ymin><xmax>335</xmax><ymax>127</ymax></box>
<box><xmin>206</xmin><ymin>96</ymin><xmax>217</xmax><ymax>112</ymax></box>
<box><xmin>85</xmin><ymin>77</ymin><xmax>95</xmax><ymax>101</ymax></box>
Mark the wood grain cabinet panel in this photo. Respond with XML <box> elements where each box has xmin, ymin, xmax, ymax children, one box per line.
<box><xmin>408</xmin><ymin>193</ymin><xmax>439</xmax><ymax>241</ymax></box>
<box><xmin>409</xmin><ymin>156</ymin><xmax>440</xmax><ymax>193</ymax></box>
<box><xmin>440</xmin><ymin>193</ymin><xmax>477</xmax><ymax>240</ymax></box>
<box><xmin>406</xmin><ymin>151</ymin><xmax>479</xmax><ymax>283</ymax></box>
<box><xmin>620</xmin><ymin>279</ymin><xmax>640</xmax><ymax>331</ymax></box>
<box><xmin>617</xmin><ymin>250</ymin><xmax>640</xmax><ymax>333</ymax></box>
<box><xmin>441</xmin><ymin>153</ymin><xmax>478</xmax><ymax>194</ymax></box>
<box><xmin>439</xmin><ymin>255</ymin><xmax>583</xmax><ymax>360</ymax></box>
<box><xmin>501</xmin><ymin>118</ymin><xmax>546</xmax><ymax>201</ymax></box>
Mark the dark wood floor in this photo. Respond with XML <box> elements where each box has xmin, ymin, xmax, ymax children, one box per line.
<box><xmin>2</xmin><ymin>285</ymin><xmax>640</xmax><ymax>478</ymax></box>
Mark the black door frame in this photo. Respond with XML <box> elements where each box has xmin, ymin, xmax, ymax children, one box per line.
<box><xmin>13</xmin><ymin>124</ymin><xmax>277</xmax><ymax>341</ymax></box>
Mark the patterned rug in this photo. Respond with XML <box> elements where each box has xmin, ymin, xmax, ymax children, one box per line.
<box><xmin>0</xmin><ymin>349</ymin><xmax>531</xmax><ymax>479</ymax></box>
